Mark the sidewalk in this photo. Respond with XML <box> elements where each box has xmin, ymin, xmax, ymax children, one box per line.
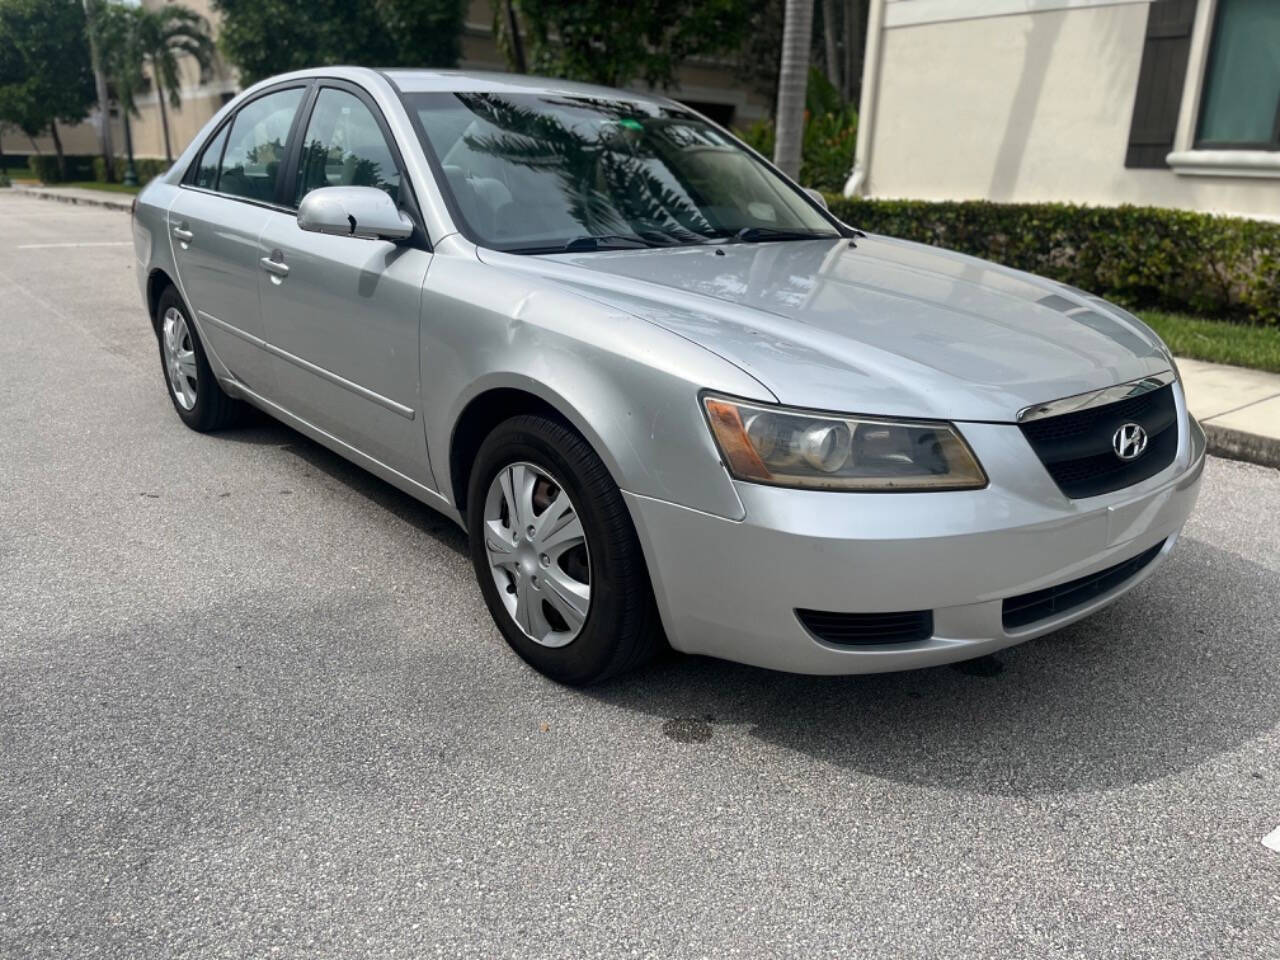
<box><xmin>12</xmin><ymin>184</ymin><xmax>134</xmax><ymax>211</ymax></box>
<box><xmin>1179</xmin><ymin>358</ymin><xmax>1280</xmax><ymax>468</ymax></box>
<box><xmin>7</xmin><ymin>183</ymin><xmax>1279</xmax><ymax>469</ymax></box>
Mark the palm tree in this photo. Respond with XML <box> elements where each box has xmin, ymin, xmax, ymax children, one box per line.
<box><xmin>91</xmin><ymin>1</ymin><xmax>144</xmax><ymax>184</ymax></box>
<box><xmin>773</xmin><ymin>0</ymin><xmax>814</xmax><ymax>180</ymax></box>
<box><xmin>136</xmin><ymin>4</ymin><xmax>215</xmax><ymax>164</ymax></box>
<box><xmin>81</xmin><ymin>0</ymin><xmax>116</xmax><ymax>182</ymax></box>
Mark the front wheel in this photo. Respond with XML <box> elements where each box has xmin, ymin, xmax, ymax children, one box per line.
<box><xmin>155</xmin><ymin>286</ymin><xmax>239</xmax><ymax>432</ymax></box>
<box><xmin>467</xmin><ymin>414</ymin><xmax>662</xmax><ymax>685</ymax></box>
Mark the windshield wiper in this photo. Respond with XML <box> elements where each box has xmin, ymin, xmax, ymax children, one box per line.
<box><xmin>506</xmin><ymin>234</ymin><xmax>655</xmax><ymax>255</ymax></box>
<box><xmin>725</xmin><ymin>226</ymin><xmax>838</xmax><ymax>243</ymax></box>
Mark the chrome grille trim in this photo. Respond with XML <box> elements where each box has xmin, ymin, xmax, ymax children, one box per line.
<box><xmin>1016</xmin><ymin>370</ymin><xmax>1176</xmax><ymax>424</ymax></box>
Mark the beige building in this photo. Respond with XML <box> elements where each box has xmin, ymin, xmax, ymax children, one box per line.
<box><xmin>847</xmin><ymin>0</ymin><xmax>1280</xmax><ymax>220</ymax></box>
<box><xmin>3</xmin><ymin>0</ymin><xmax>767</xmax><ymax>169</ymax></box>
<box><xmin>1</xmin><ymin>0</ymin><xmax>237</xmax><ymax>164</ymax></box>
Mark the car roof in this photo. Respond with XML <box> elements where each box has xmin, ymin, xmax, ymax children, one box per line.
<box><xmin>251</xmin><ymin>66</ymin><xmax>679</xmax><ymax>111</ymax></box>
<box><xmin>383</xmin><ymin>68</ymin><xmax>675</xmax><ymax>105</ymax></box>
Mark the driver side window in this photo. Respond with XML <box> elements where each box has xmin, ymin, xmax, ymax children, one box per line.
<box><xmin>295</xmin><ymin>88</ymin><xmax>401</xmax><ymax>207</ymax></box>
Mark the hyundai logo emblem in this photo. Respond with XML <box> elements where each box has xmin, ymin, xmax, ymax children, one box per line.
<box><xmin>1112</xmin><ymin>422</ymin><xmax>1149</xmax><ymax>461</ymax></box>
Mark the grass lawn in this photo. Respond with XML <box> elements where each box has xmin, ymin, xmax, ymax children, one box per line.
<box><xmin>1140</xmin><ymin>311</ymin><xmax>1280</xmax><ymax>375</ymax></box>
<box><xmin>55</xmin><ymin>180</ymin><xmax>143</xmax><ymax>195</ymax></box>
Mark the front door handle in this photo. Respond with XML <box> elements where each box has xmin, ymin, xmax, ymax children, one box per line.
<box><xmin>259</xmin><ymin>256</ymin><xmax>289</xmax><ymax>278</ymax></box>
<box><xmin>172</xmin><ymin>226</ymin><xmax>194</xmax><ymax>243</ymax></box>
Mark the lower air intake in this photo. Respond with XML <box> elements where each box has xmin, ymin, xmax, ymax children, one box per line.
<box><xmin>1002</xmin><ymin>539</ymin><xmax>1167</xmax><ymax>630</ymax></box>
<box><xmin>796</xmin><ymin>608</ymin><xmax>934</xmax><ymax>645</ymax></box>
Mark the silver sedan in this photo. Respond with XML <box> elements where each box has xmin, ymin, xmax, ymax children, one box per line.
<box><xmin>132</xmin><ymin>67</ymin><xmax>1205</xmax><ymax>684</ymax></box>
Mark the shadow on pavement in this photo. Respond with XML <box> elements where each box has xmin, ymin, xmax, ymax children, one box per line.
<box><xmin>209</xmin><ymin>409</ymin><xmax>469</xmax><ymax>556</ymax></box>
<box><xmin>586</xmin><ymin>536</ymin><xmax>1279</xmax><ymax>797</ymax></box>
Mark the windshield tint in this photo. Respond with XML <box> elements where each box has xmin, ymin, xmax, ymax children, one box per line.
<box><xmin>404</xmin><ymin>92</ymin><xmax>839</xmax><ymax>252</ymax></box>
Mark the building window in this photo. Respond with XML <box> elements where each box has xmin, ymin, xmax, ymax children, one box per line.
<box><xmin>1195</xmin><ymin>0</ymin><xmax>1280</xmax><ymax>149</ymax></box>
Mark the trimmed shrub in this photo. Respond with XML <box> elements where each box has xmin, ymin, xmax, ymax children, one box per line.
<box><xmin>826</xmin><ymin>197</ymin><xmax>1280</xmax><ymax>326</ymax></box>
<box><xmin>27</xmin><ymin>154</ymin><xmax>97</xmax><ymax>183</ymax></box>
<box><xmin>92</xmin><ymin>156</ymin><xmax>170</xmax><ymax>186</ymax></box>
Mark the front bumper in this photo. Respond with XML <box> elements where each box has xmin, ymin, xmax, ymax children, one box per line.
<box><xmin>625</xmin><ymin>397</ymin><xmax>1207</xmax><ymax>675</ymax></box>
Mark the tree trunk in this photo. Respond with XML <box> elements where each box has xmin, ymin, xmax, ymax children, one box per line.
<box><xmin>157</xmin><ymin>77</ymin><xmax>173</xmax><ymax>164</ymax></box>
<box><xmin>843</xmin><ymin>0</ymin><xmax>864</xmax><ymax>103</ymax></box>
<box><xmin>123</xmin><ymin>111</ymin><xmax>135</xmax><ymax>168</ymax></box>
<box><xmin>50</xmin><ymin>122</ymin><xmax>66</xmax><ymax>181</ymax></box>
<box><xmin>82</xmin><ymin>0</ymin><xmax>115</xmax><ymax>181</ymax></box>
<box><xmin>504</xmin><ymin>0</ymin><xmax>527</xmax><ymax>73</ymax></box>
<box><xmin>774</xmin><ymin>0</ymin><xmax>814</xmax><ymax>180</ymax></box>
<box><xmin>822</xmin><ymin>0</ymin><xmax>840</xmax><ymax>91</ymax></box>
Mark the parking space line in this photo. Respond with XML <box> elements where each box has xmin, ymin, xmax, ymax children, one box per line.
<box><xmin>1263</xmin><ymin>826</ymin><xmax>1280</xmax><ymax>853</ymax></box>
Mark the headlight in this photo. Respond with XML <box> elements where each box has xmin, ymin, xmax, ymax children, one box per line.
<box><xmin>702</xmin><ymin>395</ymin><xmax>987</xmax><ymax>491</ymax></box>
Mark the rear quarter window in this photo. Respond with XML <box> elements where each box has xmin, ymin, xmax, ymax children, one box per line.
<box><xmin>193</xmin><ymin>124</ymin><xmax>229</xmax><ymax>190</ymax></box>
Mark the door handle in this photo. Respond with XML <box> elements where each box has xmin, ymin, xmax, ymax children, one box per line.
<box><xmin>259</xmin><ymin>256</ymin><xmax>289</xmax><ymax>278</ymax></box>
<box><xmin>172</xmin><ymin>226</ymin><xmax>194</xmax><ymax>243</ymax></box>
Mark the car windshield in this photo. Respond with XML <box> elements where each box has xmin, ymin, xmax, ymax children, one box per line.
<box><xmin>404</xmin><ymin>92</ymin><xmax>841</xmax><ymax>253</ymax></box>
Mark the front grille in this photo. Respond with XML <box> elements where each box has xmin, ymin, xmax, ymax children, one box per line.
<box><xmin>1019</xmin><ymin>384</ymin><xmax>1178</xmax><ymax>498</ymax></box>
<box><xmin>1001</xmin><ymin>539</ymin><xmax>1166</xmax><ymax>630</ymax></box>
<box><xmin>797</xmin><ymin>608</ymin><xmax>933</xmax><ymax>645</ymax></box>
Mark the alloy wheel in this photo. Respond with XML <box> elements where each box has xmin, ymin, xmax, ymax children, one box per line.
<box><xmin>161</xmin><ymin>307</ymin><xmax>198</xmax><ymax>411</ymax></box>
<box><xmin>482</xmin><ymin>461</ymin><xmax>591</xmax><ymax>648</ymax></box>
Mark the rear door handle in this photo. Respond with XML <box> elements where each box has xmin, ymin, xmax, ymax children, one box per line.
<box><xmin>259</xmin><ymin>256</ymin><xmax>289</xmax><ymax>278</ymax></box>
<box><xmin>172</xmin><ymin>226</ymin><xmax>194</xmax><ymax>243</ymax></box>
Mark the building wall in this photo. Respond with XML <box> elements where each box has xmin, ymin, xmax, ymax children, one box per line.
<box><xmin>3</xmin><ymin>0</ymin><xmax>766</xmax><ymax>171</ymax></box>
<box><xmin>858</xmin><ymin>0</ymin><xmax>1280</xmax><ymax>219</ymax></box>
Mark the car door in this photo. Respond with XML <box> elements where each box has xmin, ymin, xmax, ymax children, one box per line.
<box><xmin>256</xmin><ymin>82</ymin><xmax>434</xmax><ymax>487</ymax></box>
<box><xmin>167</xmin><ymin>85</ymin><xmax>308</xmax><ymax>396</ymax></box>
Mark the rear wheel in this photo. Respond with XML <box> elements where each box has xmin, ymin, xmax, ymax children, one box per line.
<box><xmin>155</xmin><ymin>286</ymin><xmax>239</xmax><ymax>431</ymax></box>
<box><xmin>467</xmin><ymin>414</ymin><xmax>662</xmax><ymax>685</ymax></box>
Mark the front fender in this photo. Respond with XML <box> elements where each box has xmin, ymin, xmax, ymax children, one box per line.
<box><xmin>422</xmin><ymin>252</ymin><xmax>775</xmax><ymax>520</ymax></box>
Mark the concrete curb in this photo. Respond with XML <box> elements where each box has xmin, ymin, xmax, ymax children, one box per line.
<box><xmin>12</xmin><ymin>185</ymin><xmax>132</xmax><ymax>212</ymax></box>
<box><xmin>1202</xmin><ymin>422</ymin><xmax>1280</xmax><ymax>471</ymax></box>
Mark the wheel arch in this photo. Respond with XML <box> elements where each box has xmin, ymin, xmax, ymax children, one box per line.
<box><xmin>146</xmin><ymin>268</ymin><xmax>178</xmax><ymax>333</ymax></box>
<box><xmin>447</xmin><ymin>379</ymin><xmax>622</xmax><ymax>521</ymax></box>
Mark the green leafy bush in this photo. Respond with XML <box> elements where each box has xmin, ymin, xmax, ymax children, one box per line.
<box><xmin>27</xmin><ymin>154</ymin><xmax>97</xmax><ymax>183</ymax></box>
<box><xmin>825</xmin><ymin>197</ymin><xmax>1280</xmax><ymax>326</ymax></box>
<box><xmin>734</xmin><ymin>67</ymin><xmax>857</xmax><ymax>192</ymax></box>
<box><xmin>91</xmin><ymin>156</ymin><xmax>169</xmax><ymax>186</ymax></box>
<box><xmin>0</xmin><ymin>173</ymin><xmax>10</xmax><ymax>188</ymax></box>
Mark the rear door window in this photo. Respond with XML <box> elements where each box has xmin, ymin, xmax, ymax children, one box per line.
<box><xmin>218</xmin><ymin>87</ymin><xmax>305</xmax><ymax>204</ymax></box>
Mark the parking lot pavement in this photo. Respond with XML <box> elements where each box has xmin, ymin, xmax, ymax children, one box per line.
<box><xmin>2</xmin><ymin>193</ymin><xmax>1278</xmax><ymax>959</ymax></box>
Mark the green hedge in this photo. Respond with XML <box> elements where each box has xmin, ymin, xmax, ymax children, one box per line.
<box><xmin>27</xmin><ymin>154</ymin><xmax>97</xmax><ymax>183</ymax></box>
<box><xmin>22</xmin><ymin>153</ymin><xmax>169</xmax><ymax>185</ymax></box>
<box><xmin>91</xmin><ymin>156</ymin><xmax>169</xmax><ymax>186</ymax></box>
<box><xmin>825</xmin><ymin>197</ymin><xmax>1280</xmax><ymax>326</ymax></box>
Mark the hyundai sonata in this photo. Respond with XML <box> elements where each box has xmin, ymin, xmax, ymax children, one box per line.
<box><xmin>132</xmin><ymin>68</ymin><xmax>1205</xmax><ymax>684</ymax></box>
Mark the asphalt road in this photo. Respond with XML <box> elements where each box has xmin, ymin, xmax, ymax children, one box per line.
<box><xmin>2</xmin><ymin>193</ymin><xmax>1278</xmax><ymax>959</ymax></box>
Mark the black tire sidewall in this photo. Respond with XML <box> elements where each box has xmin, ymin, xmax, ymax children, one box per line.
<box><xmin>155</xmin><ymin>287</ymin><xmax>218</xmax><ymax>430</ymax></box>
<box><xmin>467</xmin><ymin>416</ymin><xmax>647</xmax><ymax>685</ymax></box>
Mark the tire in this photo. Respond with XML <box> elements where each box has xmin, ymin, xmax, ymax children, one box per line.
<box><xmin>155</xmin><ymin>285</ymin><xmax>239</xmax><ymax>432</ymax></box>
<box><xmin>467</xmin><ymin>414</ymin><xmax>662</xmax><ymax>685</ymax></box>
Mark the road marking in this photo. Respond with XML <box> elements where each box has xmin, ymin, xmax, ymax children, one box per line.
<box><xmin>1263</xmin><ymin>825</ymin><xmax>1280</xmax><ymax>853</ymax></box>
<box><xmin>15</xmin><ymin>241</ymin><xmax>132</xmax><ymax>249</ymax></box>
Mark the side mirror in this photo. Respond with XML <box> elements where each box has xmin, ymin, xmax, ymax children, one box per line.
<box><xmin>803</xmin><ymin>187</ymin><xmax>829</xmax><ymax>210</ymax></box>
<box><xmin>297</xmin><ymin>186</ymin><xmax>413</xmax><ymax>242</ymax></box>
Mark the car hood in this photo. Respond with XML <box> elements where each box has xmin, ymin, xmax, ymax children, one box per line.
<box><xmin>476</xmin><ymin>235</ymin><xmax>1171</xmax><ymax>422</ymax></box>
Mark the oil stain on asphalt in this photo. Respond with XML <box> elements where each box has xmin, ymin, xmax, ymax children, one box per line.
<box><xmin>662</xmin><ymin>716</ymin><xmax>714</xmax><ymax>743</ymax></box>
